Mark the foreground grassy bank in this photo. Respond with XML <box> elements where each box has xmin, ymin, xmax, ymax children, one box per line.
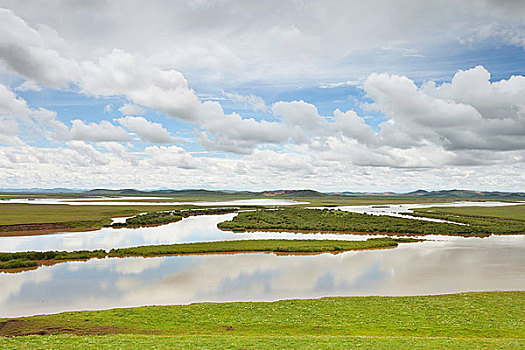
<box><xmin>219</xmin><ymin>207</ymin><xmax>525</xmax><ymax>235</ymax></box>
<box><xmin>0</xmin><ymin>292</ymin><xmax>523</xmax><ymax>349</ymax></box>
<box><xmin>1</xmin><ymin>335</ymin><xmax>521</xmax><ymax>349</ymax></box>
<box><xmin>0</xmin><ymin>238</ymin><xmax>405</xmax><ymax>271</ymax></box>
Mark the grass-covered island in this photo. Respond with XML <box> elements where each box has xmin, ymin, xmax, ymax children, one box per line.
<box><xmin>218</xmin><ymin>207</ymin><xmax>525</xmax><ymax>235</ymax></box>
<box><xmin>0</xmin><ymin>292</ymin><xmax>522</xmax><ymax>349</ymax></box>
<box><xmin>0</xmin><ymin>238</ymin><xmax>410</xmax><ymax>271</ymax></box>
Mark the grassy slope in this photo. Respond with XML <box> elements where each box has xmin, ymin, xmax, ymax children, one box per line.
<box><xmin>0</xmin><ymin>292</ymin><xmax>523</xmax><ymax>349</ymax></box>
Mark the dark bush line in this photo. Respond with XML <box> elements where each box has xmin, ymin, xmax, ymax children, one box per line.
<box><xmin>0</xmin><ymin>259</ymin><xmax>38</xmax><ymax>269</ymax></box>
<box><xmin>0</xmin><ymin>250</ymin><xmax>106</xmax><ymax>262</ymax></box>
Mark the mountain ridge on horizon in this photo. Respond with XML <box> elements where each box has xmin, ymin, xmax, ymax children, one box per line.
<box><xmin>0</xmin><ymin>188</ymin><xmax>524</xmax><ymax>199</ymax></box>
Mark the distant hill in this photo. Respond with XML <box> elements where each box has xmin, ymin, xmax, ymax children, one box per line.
<box><xmin>403</xmin><ymin>189</ymin><xmax>525</xmax><ymax>199</ymax></box>
<box><xmin>1</xmin><ymin>188</ymin><xmax>524</xmax><ymax>200</ymax></box>
<box><xmin>260</xmin><ymin>189</ymin><xmax>327</xmax><ymax>198</ymax></box>
<box><xmin>0</xmin><ymin>188</ymin><xmax>83</xmax><ymax>194</ymax></box>
<box><xmin>84</xmin><ymin>188</ymin><xmax>257</xmax><ymax>197</ymax></box>
<box><xmin>86</xmin><ymin>189</ymin><xmax>223</xmax><ymax>196</ymax></box>
<box><xmin>333</xmin><ymin>189</ymin><xmax>525</xmax><ymax>199</ymax></box>
<box><xmin>406</xmin><ymin>190</ymin><xmax>429</xmax><ymax>196</ymax></box>
<box><xmin>83</xmin><ymin>188</ymin><xmax>328</xmax><ymax>198</ymax></box>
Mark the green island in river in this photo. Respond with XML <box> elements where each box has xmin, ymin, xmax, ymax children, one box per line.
<box><xmin>218</xmin><ymin>206</ymin><xmax>525</xmax><ymax>236</ymax></box>
<box><xmin>0</xmin><ymin>238</ymin><xmax>412</xmax><ymax>271</ymax></box>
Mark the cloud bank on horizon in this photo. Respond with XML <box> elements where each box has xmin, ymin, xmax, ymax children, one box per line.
<box><xmin>0</xmin><ymin>0</ymin><xmax>523</xmax><ymax>191</ymax></box>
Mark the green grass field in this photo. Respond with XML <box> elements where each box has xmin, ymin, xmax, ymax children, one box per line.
<box><xmin>1</xmin><ymin>334</ymin><xmax>521</xmax><ymax>349</ymax></box>
<box><xmin>0</xmin><ymin>292</ymin><xmax>523</xmax><ymax>349</ymax></box>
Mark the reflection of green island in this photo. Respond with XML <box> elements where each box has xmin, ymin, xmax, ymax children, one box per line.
<box><xmin>0</xmin><ymin>292</ymin><xmax>522</xmax><ymax>349</ymax></box>
<box><xmin>0</xmin><ymin>238</ymin><xmax>413</xmax><ymax>272</ymax></box>
<box><xmin>218</xmin><ymin>207</ymin><xmax>525</xmax><ymax>236</ymax></box>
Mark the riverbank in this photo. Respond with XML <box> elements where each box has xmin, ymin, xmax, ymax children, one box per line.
<box><xmin>0</xmin><ymin>292</ymin><xmax>522</xmax><ymax>349</ymax></box>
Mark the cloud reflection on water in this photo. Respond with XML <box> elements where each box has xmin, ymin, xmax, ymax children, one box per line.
<box><xmin>1</xmin><ymin>236</ymin><xmax>523</xmax><ymax>317</ymax></box>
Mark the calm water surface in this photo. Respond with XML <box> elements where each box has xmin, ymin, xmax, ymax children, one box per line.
<box><xmin>1</xmin><ymin>235</ymin><xmax>523</xmax><ymax>317</ymax></box>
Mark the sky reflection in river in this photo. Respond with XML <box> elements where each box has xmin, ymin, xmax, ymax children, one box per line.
<box><xmin>1</xmin><ymin>235</ymin><xmax>523</xmax><ymax>317</ymax></box>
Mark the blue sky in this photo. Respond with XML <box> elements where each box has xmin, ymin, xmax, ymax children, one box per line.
<box><xmin>0</xmin><ymin>0</ymin><xmax>524</xmax><ymax>191</ymax></box>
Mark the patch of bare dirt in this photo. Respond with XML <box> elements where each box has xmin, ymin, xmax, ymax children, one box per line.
<box><xmin>0</xmin><ymin>320</ymin><xmax>122</xmax><ymax>337</ymax></box>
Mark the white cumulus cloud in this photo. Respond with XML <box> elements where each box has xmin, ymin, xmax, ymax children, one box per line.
<box><xmin>118</xmin><ymin>103</ymin><xmax>147</xmax><ymax>116</ymax></box>
<box><xmin>116</xmin><ymin>116</ymin><xmax>174</xmax><ymax>144</ymax></box>
<box><xmin>61</xmin><ymin>120</ymin><xmax>132</xmax><ymax>143</ymax></box>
